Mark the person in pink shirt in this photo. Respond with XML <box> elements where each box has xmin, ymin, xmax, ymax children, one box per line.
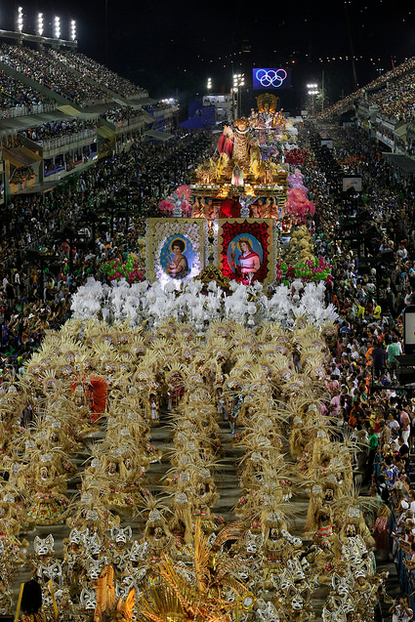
<box><xmin>400</xmin><ymin>408</ymin><xmax>411</xmax><ymax>445</ymax></box>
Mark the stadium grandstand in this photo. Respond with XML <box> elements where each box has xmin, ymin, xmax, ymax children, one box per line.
<box><xmin>319</xmin><ymin>57</ymin><xmax>415</xmax><ymax>164</ymax></box>
<box><xmin>0</xmin><ymin>32</ymin><xmax>179</xmax><ymax>200</ymax></box>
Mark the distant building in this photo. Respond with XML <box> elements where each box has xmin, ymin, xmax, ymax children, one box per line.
<box><xmin>202</xmin><ymin>93</ymin><xmax>236</xmax><ymax>124</ymax></box>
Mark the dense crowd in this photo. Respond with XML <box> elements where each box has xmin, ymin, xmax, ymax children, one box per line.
<box><xmin>0</xmin><ymin>43</ymin><xmax>110</xmax><ymax>108</ymax></box>
<box><xmin>368</xmin><ymin>66</ymin><xmax>415</xmax><ymax>122</ymax></box>
<box><xmin>0</xmin><ymin>42</ymin><xmax>149</xmax><ymax>109</ymax></box>
<box><xmin>20</xmin><ymin>118</ymin><xmax>99</xmax><ymax>144</ymax></box>
<box><xmin>0</xmin><ymin>70</ymin><xmax>55</xmax><ymax>114</ymax></box>
<box><xmin>0</xmin><ymin>129</ymin><xmax>213</xmax><ymax>370</ymax></box>
<box><xmin>320</xmin><ymin>57</ymin><xmax>415</xmax><ymax>123</ymax></box>
<box><xmin>103</xmin><ymin>105</ymin><xmax>144</xmax><ymax>125</ymax></box>
<box><xmin>48</xmin><ymin>49</ymin><xmax>147</xmax><ymax>99</ymax></box>
<box><xmin>300</xmin><ymin>122</ymin><xmax>415</xmax><ymax>613</ymax></box>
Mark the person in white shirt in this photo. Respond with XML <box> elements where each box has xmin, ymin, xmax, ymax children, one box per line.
<box><xmin>390</xmin><ymin>596</ymin><xmax>412</xmax><ymax>622</ymax></box>
<box><xmin>14</xmin><ymin>270</ymin><xmax>21</xmax><ymax>296</ymax></box>
<box><xmin>397</xmin><ymin>244</ymin><xmax>408</xmax><ymax>260</ymax></box>
<box><xmin>408</xmin><ymin>489</ymin><xmax>415</xmax><ymax>518</ymax></box>
<box><xmin>386</xmin><ymin>412</ymin><xmax>399</xmax><ymax>433</ymax></box>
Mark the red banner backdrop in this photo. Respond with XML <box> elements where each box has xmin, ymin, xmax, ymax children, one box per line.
<box><xmin>220</xmin><ymin>219</ymin><xmax>270</xmax><ymax>283</ymax></box>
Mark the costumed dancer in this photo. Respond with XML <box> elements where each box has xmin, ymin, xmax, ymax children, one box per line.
<box><xmin>217</xmin><ymin>125</ymin><xmax>234</xmax><ymax>159</ymax></box>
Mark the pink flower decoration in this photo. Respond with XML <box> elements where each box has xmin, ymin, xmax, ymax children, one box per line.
<box><xmin>158</xmin><ymin>199</ymin><xmax>175</xmax><ymax>215</ymax></box>
<box><xmin>175</xmin><ymin>185</ymin><xmax>191</xmax><ymax>200</ymax></box>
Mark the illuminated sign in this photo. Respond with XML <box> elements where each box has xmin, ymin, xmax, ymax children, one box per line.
<box><xmin>252</xmin><ymin>68</ymin><xmax>291</xmax><ymax>90</ymax></box>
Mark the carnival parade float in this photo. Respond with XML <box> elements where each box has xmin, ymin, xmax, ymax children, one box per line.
<box><xmin>149</xmin><ymin>94</ymin><xmax>315</xmax><ymax>287</ymax></box>
<box><xmin>0</xmin><ymin>98</ymin><xmax>390</xmax><ymax>622</ymax></box>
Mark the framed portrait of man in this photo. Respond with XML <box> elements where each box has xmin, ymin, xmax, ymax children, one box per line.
<box><xmin>218</xmin><ymin>219</ymin><xmax>276</xmax><ymax>284</ymax></box>
<box><xmin>146</xmin><ymin>218</ymin><xmax>206</xmax><ymax>283</ymax></box>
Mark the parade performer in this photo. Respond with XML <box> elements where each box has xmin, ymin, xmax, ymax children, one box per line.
<box><xmin>217</xmin><ymin>125</ymin><xmax>234</xmax><ymax>159</ymax></box>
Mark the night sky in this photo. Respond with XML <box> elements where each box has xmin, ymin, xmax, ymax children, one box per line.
<box><xmin>2</xmin><ymin>1</ymin><xmax>415</xmax><ymax>114</ymax></box>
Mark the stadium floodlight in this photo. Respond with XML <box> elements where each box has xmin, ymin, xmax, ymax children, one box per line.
<box><xmin>306</xmin><ymin>82</ymin><xmax>319</xmax><ymax>96</ymax></box>
<box><xmin>233</xmin><ymin>73</ymin><xmax>245</xmax><ymax>88</ymax></box>
<box><xmin>232</xmin><ymin>73</ymin><xmax>245</xmax><ymax>118</ymax></box>
<box><xmin>54</xmin><ymin>16</ymin><xmax>61</xmax><ymax>39</ymax></box>
<box><xmin>306</xmin><ymin>82</ymin><xmax>319</xmax><ymax>115</ymax></box>
<box><xmin>17</xmin><ymin>7</ymin><xmax>23</xmax><ymax>33</ymax></box>
<box><xmin>37</xmin><ymin>13</ymin><xmax>44</xmax><ymax>37</ymax></box>
<box><xmin>70</xmin><ymin>19</ymin><xmax>76</xmax><ymax>41</ymax></box>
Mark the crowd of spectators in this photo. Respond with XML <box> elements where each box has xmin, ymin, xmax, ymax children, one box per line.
<box><xmin>368</xmin><ymin>66</ymin><xmax>415</xmax><ymax>123</ymax></box>
<box><xmin>301</xmin><ymin>121</ymin><xmax>415</xmax><ymax>611</ymax></box>
<box><xmin>11</xmin><ymin>165</ymin><xmax>36</xmax><ymax>185</ymax></box>
<box><xmin>103</xmin><ymin>105</ymin><xmax>144</xmax><ymax>125</ymax></box>
<box><xmin>20</xmin><ymin>118</ymin><xmax>99</xmax><ymax>144</ymax></box>
<box><xmin>48</xmin><ymin>50</ymin><xmax>148</xmax><ymax>100</ymax></box>
<box><xmin>319</xmin><ymin>56</ymin><xmax>415</xmax><ymax>123</ymax></box>
<box><xmin>0</xmin><ymin>43</ymin><xmax>110</xmax><ymax>108</ymax></box>
<box><xmin>0</xmin><ymin>70</ymin><xmax>55</xmax><ymax>115</ymax></box>
<box><xmin>0</xmin><ymin>128</ymin><xmax>213</xmax><ymax>373</ymax></box>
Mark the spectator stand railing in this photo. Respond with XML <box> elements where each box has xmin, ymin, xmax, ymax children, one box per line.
<box><xmin>2</xmin><ymin>102</ymin><xmax>58</xmax><ymax>119</ymax></box>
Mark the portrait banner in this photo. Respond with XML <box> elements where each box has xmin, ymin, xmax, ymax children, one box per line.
<box><xmin>218</xmin><ymin>219</ymin><xmax>276</xmax><ymax>284</ymax></box>
<box><xmin>146</xmin><ymin>218</ymin><xmax>206</xmax><ymax>283</ymax></box>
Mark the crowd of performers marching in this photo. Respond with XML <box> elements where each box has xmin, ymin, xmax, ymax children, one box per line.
<box><xmin>0</xmin><ymin>309</ymin><xmax>394</xmax><ymax>622</ymax></box>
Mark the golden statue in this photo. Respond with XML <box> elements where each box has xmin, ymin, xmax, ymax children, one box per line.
<box><xmin>256</xmin><ymin>93</ymin><xmax>278</xmax><ymax>114</ymax></box>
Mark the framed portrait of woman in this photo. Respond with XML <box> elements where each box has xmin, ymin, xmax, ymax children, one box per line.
<box><xmin>218</xmin><ymin>218</ymin><xmax>276</xmax><ymax>284</ymax></box>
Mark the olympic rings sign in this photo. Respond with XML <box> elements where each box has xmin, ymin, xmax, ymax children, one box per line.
<box><xmin>252</xmin><ymin>68</ymin><xmax>290</xmax><ymax>90</ymax></box>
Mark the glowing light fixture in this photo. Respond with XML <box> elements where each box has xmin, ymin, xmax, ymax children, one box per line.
<box><xmin>37</xmin><ymin>13</ymin><xmax>44</xmax><ymax>36</ymax></box>
<box><xmin>54</xmin><ymin>16</ymin><xmax>61</xmax><ymax>39</ymax></box>
<box><xmin>306</xmin><ymin>82</ymin><xmax>319</xmax><ymax>115</ymax></box>
<box><xmin>232</xmin><ymin>73</ymin><xmax>245</xmax><ymax>118</ymax></box>
<box><xmin>17</xmin><ymin>7</ymin><xmax>23</xmax><ymax>33</ymax></box>
<box><xmin>233</xmin><ymin>73</ymin><xmax>245</xmax><ymax>88</ymax></box>
<box><xmin>307</xmin><ymin>82</ymin><xmax>318</xmax><ymax>95</ymax></box>
<box><xmin>70</xmin><ymin>19</ymin><xmax>76</xmax><ymax>41</ymax></box>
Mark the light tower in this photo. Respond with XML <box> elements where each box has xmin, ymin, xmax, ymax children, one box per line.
<box><xmin>37</xmin><ymin>13</ymin><xmax>44</xmax><ymax>37</ymax></box>
<box><xmin>17</xmin><ymin>7</ymin><xmax>24</xmax><ymax>33</ymax></box>
<box><xmin>54</xmin><ymin>16</ymin><xmax>61</xmax><ymax>40</ymax></box>
<box><xmin>233</xmin><ymin>73</ymin><xmax>245</xmax><ymax>119</ymax></box>
<box><xmin>306</xmin><ymin>83</ymin><xmax>319</xmax><ymax>116</ymax></box>
<box><xmin>70</xmin><ymin>19</ymin><xmax>77</xmax><ymax>42</ymax></box>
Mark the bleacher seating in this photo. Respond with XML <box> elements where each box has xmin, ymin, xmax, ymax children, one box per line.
<box><xmin>47</xmin><ymin>49</ymin><xmax>148</xmax><ymax>100</ymax></box>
